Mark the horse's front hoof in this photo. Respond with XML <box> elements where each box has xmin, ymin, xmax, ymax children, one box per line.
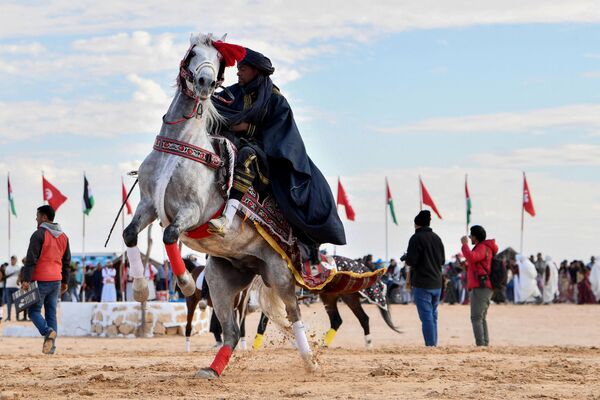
<box><xmin>301</xmin><ymin>353</ymin><xmax>319</xmax><ymax>373</ymax></box>
<box><xmin>195</xmin><ymin>367</ymin><xmax>219</xmax><ymax>379</ymax></box>
<box><xmin>133</xmin><ymin>277</ymin><xmax>149</xmax><ymax>302</ymax></box>
<box><xmin>177</xmin><ymin>271</ymin><xmax>196</xmax><ymax>297</ymax></box>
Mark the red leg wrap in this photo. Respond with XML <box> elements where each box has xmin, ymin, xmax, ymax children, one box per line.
<box><xmin>165</xmin><ymin>243</ymin><xmax>186</xmax><ymax>276</ymax></box>
<box><xmin>210</xmin><ymin>345</ymin><xmax>233</xmax><ymax>376</ymax></box>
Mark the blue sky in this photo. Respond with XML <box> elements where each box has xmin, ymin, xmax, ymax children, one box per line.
<box><xmin>1</xmin><ymin>1</ymin><xmax>600</xmax><ymax>263</ymax></box>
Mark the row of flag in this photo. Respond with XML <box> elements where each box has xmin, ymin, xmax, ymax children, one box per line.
<box><xmin>7</xmin><ymin>173</ymin><xmax>536</xmax><ymax>226</ymax></box>
<box><xmin>336</xmin><ymin>173</ymin><xmax>536</xmax><ymax>225</ymax></box>
<box><xmin>6</xmin><ymin>174</ymin><xmax>133</xmax><ymax>218</ymax></box>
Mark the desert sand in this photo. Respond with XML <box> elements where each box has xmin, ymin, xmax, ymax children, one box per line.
<box><xmin>1</xmin><ymin>303</ymin><xmax>599</xmax><ymax>399</ymax></box>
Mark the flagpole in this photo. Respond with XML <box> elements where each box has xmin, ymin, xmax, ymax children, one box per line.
<box><xmin>121</xmin><ymin>200</ymin><xmax>126</xmax><ymax>301</ymax></box>
<box><xmin>334</xmin><ymin>176</ymin><xmax>339</xmax><ymax>257</ymax></box>
<box><xmin>465</xmin><ymin>174</ymin><xmax>469</xmax><ymax>235</ymax></box>
<box><xmin>82</xmin><ymin>172</ymin><xmax>87</xmax><ymax>274</ymax></box>
<box><xmin>520</xmin><ymin>171</ymin><xmax>525</xmax><ymax>254</ymax></box>
<box><xmin>7</xmin><ymin>172</ymin><xmax>11</xmax><ymax>259</ymax></box>
<box><xmin>385</xmin><ymin>177</ymin><xmax>388</xmax><ymax>261</ymax></box>
<box><xmin>419</xmin><ymin>175</ymin><xmax>423</xmax><ymax>210</ymax></box>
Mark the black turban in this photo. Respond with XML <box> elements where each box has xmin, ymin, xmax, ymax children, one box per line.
<box><xmin>414</xmin><ymin>210</ymin><xmax>431</xmax><ymax>227</ymax></box>
<box><xmin>239</xmin><ymin>48</ymin><xmax>275</xmax><ymax>75</ymax></box>
<box><xmin>470</xmin><ymin>225</ymin><xmax>487</xmax><ymax>242</ymax></box>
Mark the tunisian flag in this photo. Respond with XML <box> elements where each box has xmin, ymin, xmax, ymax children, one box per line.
<box><xmin>336</xmin><ymin>178</ymin><xmax>355</xmax><ymax>221</ymax></box>
<box><xmin>420</xmin><ymin>177</ymin><xmax>442</xmax><ymax>219</ymax></box>
<box><xmin>122</xmin><ymin>178</ymin><xmax>133</xmax><ymax>215</ymax></box>
<box><xmin>523</xmin><ymin>173</ymin><xmax>536</xmax><ymax>217</ymax></box>
<box><xmin>42</xmin><ymin>176</ymin><xmax>67</xmax><ymax>211</ymax></box>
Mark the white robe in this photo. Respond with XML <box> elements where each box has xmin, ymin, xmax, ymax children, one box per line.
<box><xmin>590</xmin><ymin>258</ymin><xmax>600</xmax><ymax>302</ymax></box>
<box><xmin>542</xmin><ymin>257</ymin><xmax>559</xmax><ymax>304</ymax></box>
<box><xmin>101</xmin><ymin>268</ymin><xmax>117</xmax><ymax>302</ymax></box>
<box><xmin>516</xmin><ymin>254</ymin><xmax>541</xmax><ymax>303</ymax></box>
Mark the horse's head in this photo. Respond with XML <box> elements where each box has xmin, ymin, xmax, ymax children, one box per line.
<box><xmin>179</xmin><ymin>33</ymin><xmax>225</xmax><ymax>101</ymax></box>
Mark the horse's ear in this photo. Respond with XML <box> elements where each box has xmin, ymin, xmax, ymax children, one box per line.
<box><xmin>220</xmin><ymin>33</ymin><xmax>228</xmax><ymax>42</ymax></box>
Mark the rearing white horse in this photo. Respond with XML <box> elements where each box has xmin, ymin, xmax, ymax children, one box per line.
<box><xmin>123</xmin><ymin>33</ymin><xmax>317</xmax><ymax>378</ymax></box>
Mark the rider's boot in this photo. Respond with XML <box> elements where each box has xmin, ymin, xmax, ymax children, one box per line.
<box><xmin>208</xmin><ymin>199</ymin><xmax>240</xmax><ymax>237</ymax></box>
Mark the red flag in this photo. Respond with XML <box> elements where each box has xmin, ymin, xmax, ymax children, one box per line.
<box><xmin>420</xmin><ymin>177</ymin><xmax>442</xmax><ymax>219</ymax></box>
<box><xmin>336</xmin><ymin>178</ymin><xmax>355</xmax><ymax>221</ymax></box>
<box><xmin>42</xmin><ymin>176</ymin><xmax>67</xmax><ymax>211</ymax></box>
<box><xmin>523</xmin><ymin>173</ymin><xmax>535</xmax><ymax>217</ymax></box>
<box><xmin>122</xmin><ymin>179</ymin><xmax>133</xmax><ymax>215</ymax></box>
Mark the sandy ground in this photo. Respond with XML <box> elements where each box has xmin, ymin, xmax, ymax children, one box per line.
<box><xmin>1</xmin><ymin>303</ymin><xmax>600</xmax><ymax>399</ymax></box>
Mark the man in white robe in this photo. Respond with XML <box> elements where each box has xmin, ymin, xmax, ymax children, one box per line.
<box><xmin>542</xmin><ymin>256</ymin><xmax>559</xmax><ymax>304</ymax></box>
<box><xmin>589</xmin><ymin>256</ymin><xmax>600</xmax><ymax>302</ymax></box>
<box><xmin>516</xmin><ymin>254</ymin><xmax>541</xmax><ymax>303</ymax></box>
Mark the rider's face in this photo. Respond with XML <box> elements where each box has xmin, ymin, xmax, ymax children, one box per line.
<box><xmin>237</xmin><ymin>64</ymin><xmax>259</xmax><ymax>87</ymax></box>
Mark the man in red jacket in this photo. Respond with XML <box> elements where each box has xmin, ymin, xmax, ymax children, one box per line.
<box><xmin>461</xmin><ymin>225</ymin><xmax>498</xmax><ymax>346</ymax></box>
<box><xmin>21</xmin><ymin>205</ymin><xmax>71</xmax><ymax>354</ymax></box>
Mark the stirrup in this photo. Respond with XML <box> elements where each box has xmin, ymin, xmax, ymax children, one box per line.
<box><xmin>207</xmin><ymin>216</ymin><xmax>228</xmax><ymax>237</ymax></box>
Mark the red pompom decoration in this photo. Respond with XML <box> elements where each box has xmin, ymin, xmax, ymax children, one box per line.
<box><xmin>213</xmin><ymin>41</ymin><xmax>247</xmax><ymax>67</ymax></box>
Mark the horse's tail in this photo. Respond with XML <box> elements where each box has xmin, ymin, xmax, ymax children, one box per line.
<box><xmin>378</xmin><ymin>305</ymin><xmax>403</xmax><ymax>334</ymax></box>
<box><xmin>255</xmin><ymin>277</ymin><xmax>290</xmax><ymax>329</ymax></box>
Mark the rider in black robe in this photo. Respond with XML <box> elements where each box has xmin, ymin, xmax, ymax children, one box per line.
<box><xmin>208</xmin><ymin>48</ymin><xmax>346</xmax><ymax>250</ymax></box>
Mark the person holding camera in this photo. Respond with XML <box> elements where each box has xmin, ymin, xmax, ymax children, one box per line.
<box><xmin>460</xmin><ymin>225</ymin><xmax>498</xmax><ymax>346</ymax></box>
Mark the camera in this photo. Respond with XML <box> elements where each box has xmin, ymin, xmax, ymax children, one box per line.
<box><xmin>400</xmin><ymin>253</ymin><xmax>407</xmax><ymax>262</ymax></box>
<box><xmin>478</xmin><ymin>274</ymin><xmax>488</xmax><ymax>288</ymax></box>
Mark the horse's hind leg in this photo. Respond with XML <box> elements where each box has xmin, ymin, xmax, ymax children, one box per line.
<box><xmin>264</xmin><ymin>264</ymin><xmax>318</xmax><ymax>372</ymax></box>
<box><xmin>123</xmin><ymin>198</ymin><xmax>157</xmax><ymax>302</ymax></box>
<box><xmin>185</xmin><ymin>293</ymin><xmax>200</xmax><ymax>352</ymax></box>
<box><xmin>320</xmin><ymin>293</ymin><xmax>342</xmax><ymax>347</ymax></box>
<box><xmin>196</xmin><ymin>257</ymin><xmax>254</xmax><ymax>379</ymax></box>
<box><xmin>253</xmin><ymin>312</ymin><xmax>269</xmax><ymax>350</ymax></box>
<box><xmin>162</xmin><ymin>205</ymin><xmax>200</xmax><ymax>297</ymax></box>
<box><xmin>342</xmin><ymin>293</ymin><xmax>372</xmax><ymax>349</ymax></box>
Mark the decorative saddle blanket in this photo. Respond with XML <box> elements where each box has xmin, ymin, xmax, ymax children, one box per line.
<box><xmin>332</xmin><ymin>256</ymin><xmax>388</xmax><ymax>309</ymax></box>
<box><xmin>200</xmin><ymin>135</ymin><xmax>385</xmax><ymax>294</ymax></box>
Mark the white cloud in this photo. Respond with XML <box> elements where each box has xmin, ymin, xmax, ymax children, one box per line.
<box><xmin>582</xmin><ymin>71</ymin><xmax>600</xmax><ymax>78</ymax></box>
<box><xmin>0</xmin><ymin>42</ymin><xmax>45</xmax><ymax>54</ymax></box>
<box><xmin>2</xmin><ymin>1</ymin><xmax>600</xmax><ymax>41</ymax></box>
<box><xmin>0</xmin><ymin>74</ymin><xmax>171</xmax><ymax>140</ymax></box>
<box><xmin>473</xmin><ymin>144</ymin><xmax>600</xmax><ymax>167</ymax></box>
<box><xmin>373</xmin><ymin>104</ymin><xmax>600</xmax><ymax>135</ymax></box>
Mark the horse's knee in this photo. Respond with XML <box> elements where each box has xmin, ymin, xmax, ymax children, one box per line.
<box><xmin>123</xmin><ymin>225</ymin><xmax>138</xmax><ymax>247</ymax></box>
<box><xmin>163</xmin><ymin>224</ymin><xmax>179</xmax><ymax>244</ymax></box>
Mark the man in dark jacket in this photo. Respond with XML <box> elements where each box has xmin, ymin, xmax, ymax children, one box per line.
<box><xmin>405</xmin><ymin>210</ymin><xmax>445</xmax><ymax>346</ymax></box>
<box><xmin>21</xmin><ymin>205</ymin><xmax>71</xmax><ymax>354</ymax></box>
<box><xmin>208</xmin><ymin>47</ymin><xmax>345</xmax><ymax>257</ymax></box>
<box><xmin>461</xmin><ymin>225</ymin><xmax>498</xmax><ymax>346</ymax></box>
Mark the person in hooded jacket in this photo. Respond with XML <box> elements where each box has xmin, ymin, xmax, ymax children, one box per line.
<box><xmin>460</xmin><ymin>225</ymin><xmax>498</xmax><ymax>346</ymax></box>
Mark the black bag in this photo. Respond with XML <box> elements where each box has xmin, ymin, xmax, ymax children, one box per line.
<box><xmin>489</xmin><ymin>256</ymin><xmax>507</xmax><ymax>290</ymax></box>
<box><xmin>12</xmin><ymin>282</ymin><xmax>40</xmax><ymax>313</ymax></box>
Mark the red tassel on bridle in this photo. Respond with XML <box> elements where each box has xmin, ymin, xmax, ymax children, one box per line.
<box><xmin>213</xmin><ymin>41</ymin><xmax>247</xmax><ymax>67</ymax></box>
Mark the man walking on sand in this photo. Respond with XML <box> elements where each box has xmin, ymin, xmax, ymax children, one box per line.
<box><xmin>405</xmin><ymin>210</ymin><xmax>445</xmax><ymax>346</ymax></box>
<box><xmin>21</xmin><ymin>205</ymin><xmax>71</xmax><ymax>354</ymax></box>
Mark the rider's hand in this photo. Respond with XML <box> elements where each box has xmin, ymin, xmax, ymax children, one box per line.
<box><xmin>21</xmin><ymin>282</ymin><xmax>30</xmax><ymax>291</ymax></box>
<box><xmin>230</xmin><ymin>122</ymin><xmax>249</xmax><ymax>133</ymax></box>
<box><xmin>460</xmin><ymin>235</ymin><xmax>469</xmax><ymax>245</ymax></box>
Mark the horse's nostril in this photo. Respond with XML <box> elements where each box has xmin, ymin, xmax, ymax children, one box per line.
<box><xmin>210</xmin><ymin>80</ymin><xmax>216</xmax><ymax>88</ymax></box>
<box><xmin>198</xmin><ymin>77</ymin><xmax>205</xmax><ymax>86</ymax></box>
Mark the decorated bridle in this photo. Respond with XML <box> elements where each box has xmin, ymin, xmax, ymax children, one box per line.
<box><xmin>163</xmin><ymin>40</ymin><xmax>246</xmax><ymax>125</ymax></box>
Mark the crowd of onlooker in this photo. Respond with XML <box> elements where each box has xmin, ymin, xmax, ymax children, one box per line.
<box><xmin>377</xmin><ymin>252</ymin><xmax>600</xmax><ymax>306</ymax></box>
